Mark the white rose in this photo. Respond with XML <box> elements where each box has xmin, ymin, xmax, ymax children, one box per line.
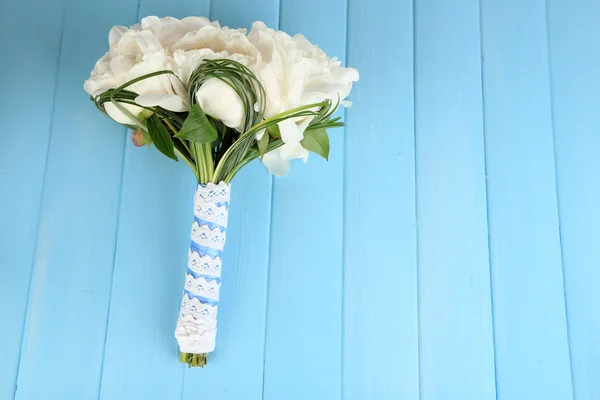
<box><xmin>247</xmin><ymin>21</ymin><xmax>359</xmax><ymax>175</ymax></box>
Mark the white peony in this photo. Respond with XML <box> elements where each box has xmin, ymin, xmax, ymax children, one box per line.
<box><xmin>196</xmin><ymin>78</ymin><xmax>245</xmax><ymax>130</ymax></box>
<box><xmin>84</xmin><ymin>17</ymin><xmax>194</xmax><ymax>124</ymax></box>
<box><xmin>85</xmin><ymin>17</ymin><xmax>258</xmax><ymax>129</ymax></box>
<box><xmin>247</xmin><ymin>22</ymin><xmax>359</xmax><ymax>175</ymax></box>
<box><xmin>172</xmin><ymin>25</ymin><xmax>258</xmax><ymax>130</ymax></box>
<box><xmin>137</xmin><ymin>16</ymin><xmax>218</xmax><ymax>51</ymax></box>
<box><xmin>85</xmin><ymin>17</ymin><xmax>359</xmax><ymax>177</ymax></box>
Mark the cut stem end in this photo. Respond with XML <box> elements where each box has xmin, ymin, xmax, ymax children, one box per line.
<box><xmin>180</xmin><ymin>352</ymin><xmax>207</xmax><ymax>368</ymax></box>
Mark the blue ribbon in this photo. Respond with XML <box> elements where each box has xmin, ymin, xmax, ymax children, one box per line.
<box><xmin>190</xmin><ymin>242</ymin><xmax>222</xmax><ymax>259</ymax></box>
<box><xmin>187</xmin><ymin>270</ymin><xmax>221</xmax><ymax>283</ymax></box>
<box><xmin>184</xmin><ymin>290</ymin><xmax>218</xmax><ymax>306</ymax></box>
<box><xmin>193</xmin><ymin>216</ymin><xmax>226</xmax><ymax>231</ymax></box>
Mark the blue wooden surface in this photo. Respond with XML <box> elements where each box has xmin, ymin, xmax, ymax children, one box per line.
<box><xmin>0</xmin><ymin>0</ymin><xmax>598</xmax><ymax>399</ymax></box>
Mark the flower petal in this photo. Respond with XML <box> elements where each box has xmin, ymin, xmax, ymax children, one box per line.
<box><xmin>104</xmin><ymin>102</ymin><xmax>143</xmax><ymax>125</ymax></box>
<box><xmin>279</xmin><ymin>142</ymin><xmax>309</xmax><ymax>162</ymax></box>
<box><xmin>196</xmin><ymin>78</ymin><xmax>245</xmax><ymax>129</ymax></box>
<box><xmin>277</xmin><ymin>119</ymin><xmax>304</xmax><ymax>144</ymax></box>
<box><xmin>135</xmin><ymin>93</ymin><xmax>187</xmax><ymax>112</ymax></box>
<box><xmin>262</xmin><ymin>149</ymin><xmax>291</xmax><ymax>176</ymax></box>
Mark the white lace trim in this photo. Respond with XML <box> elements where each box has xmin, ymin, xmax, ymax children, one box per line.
<box><xmin>194</xmin><ymin>202</ymin><xmax>229</xmax><ymax>228</ymax></box>
<box><xmin>184</xmin><ymin>275</ymin><xmax>221</xmax><ymax>301</ymax></box>
<box><xmin>175</xmin><ymin>182</ymin><xmax>230</xmax><ymax>354</ymax></box>
<box><xmin>179</xmin><ymin>294</ymin><xmax>218</xmax><ymax>320</ymax></box>
<box><xmin>194</xmin><ymin>182</ymin><xmax>231</xmax><ymax>204</ymax></box>
<box><xmin>177</xmin><ymin>331</ymin><xmax>217</xmax><ymax>354</ymax></box>
<box><xmin>188</xmin><ymin>249</ymin><xmax>222</xmax><ymax>278</ymax></box>
<box><xmin>190</xmin><ymin>222</ymin><xmax>226</xmax><ymax>251</ymax></box>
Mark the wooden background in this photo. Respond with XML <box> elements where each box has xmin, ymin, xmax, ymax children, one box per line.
<box><xmin>1</xmin><ymin>0</ymin><xmax>599</xmax><ymax>398</ymax></box>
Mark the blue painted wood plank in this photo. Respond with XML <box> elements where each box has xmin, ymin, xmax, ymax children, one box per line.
<box><xmin>210</xmin><ymin>0</ymin><xmax>279</xmax><ymax>32</ymax></box>
<box><xmin>480</xmin><ymin>1</ymin><xmax>573</xmax><ymax>398</ymax></box>
<box><xmin>343</xmin><ymin>0</ymin><xmax>419</xmax><ymax>398</ymax></box>
<box><xmin>262</xmin><ymin>0</ymin><xmax>346</xmax><ymax>398</ymax></box>
<box><xmin>98</xmin><ymin>3</ymin><xmax>208</xmax><ymax>399</ymax></box>
<box><xmin>0</xmin><ymin>1</ymin><xmax>64</xmax><ymax>398</ymax></box>
<box><xmin>98</xmin><ymin>152</ymin><xmax>191</xmax><ymax>400</ymax></box>
<box><xmin>546</xmin><ymin>1</ymin><xmax>600</xmax><ymax>398</ymax></box>
<box><xmin>179</xmin><ymin>3</ymin><xmax>277</xmax><ymax>399</ymax></box>
<box><xmin>12</xmin><ymin>0</ymin><xmax>138</xmax><ymax>398</ymax></box>
<box><xmin>414</xmin><ymin>0</ymin><xmax>496</xmax><ymax>398</ymax></box>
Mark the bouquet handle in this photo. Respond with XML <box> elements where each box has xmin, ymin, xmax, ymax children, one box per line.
<box><xmin>175</xmin><ymin>182</ymin><xmax>231</xmax><ymax>366</ymax></box>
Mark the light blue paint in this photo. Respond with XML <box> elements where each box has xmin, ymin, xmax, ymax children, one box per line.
<box><xmin>0</xmin><ymin>0</ymin><xmax>597</xmax><ymax>399</ymax></box>
<box><xmin>262</xmin><ymin>1</ymin><xmax>346</xmax><ymax>399</ymax></box>
<box><xmin>480</xmin><ymin>0</ymin><xmax>573</xmax><ymax>398</ymax></box>
<box><xmin>415</xmin><ymin>0</ymin><xmax>496</xmax><ymax>398</ymax></box>
<box><xmin>7</xmin><ymin>0</ymin><xmax>138</xmax><ymax>397</ymax></box>
<box><xmin>546</xmin><ymin>0</ymin><xmax>600</xmax><ymax>398</ymax></box>
<box><xmin>0</xmin><ymin>1</ymin><xmax>64</xmax><ymax>398</ymax></box>
<box><xmin>344</xmin><ymin>0</ymin><xmax>419</xmax><ymax>398</ymax></box>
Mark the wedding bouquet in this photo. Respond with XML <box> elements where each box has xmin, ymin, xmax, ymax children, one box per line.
<box><xmin>85</xmin><ymin>16</ymin><xmax>358</xmax><ymax>367</ymax></box>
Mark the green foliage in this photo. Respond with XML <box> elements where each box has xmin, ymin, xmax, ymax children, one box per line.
<box><xmin>257</xmin><ymin>131</ymin><xmax>269</xmax><ymax>158</ymax></box>
<box><xmin>147</xmin><ymin>115</ymin><xmax>177</xmax><ymax>161</ymax></box>
<box><xmin>301</xmin><ymin>127</ymin><xmax>330</xmax><ymax>160</ymax></box>
<box><xmin>90</xmin><ymin>59</ymin><xmax>346</xmax><ymax>184</ymax></box>
<box><xmin>175</xmin><ymin>104</ymin><xmax>218</xmax><ymax>143</ymax></box>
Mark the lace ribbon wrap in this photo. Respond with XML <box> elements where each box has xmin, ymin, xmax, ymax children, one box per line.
<box><xmin>175</xmin><ymin>182</ymin><xmax>230</xmax><ymax>354</ymax></box>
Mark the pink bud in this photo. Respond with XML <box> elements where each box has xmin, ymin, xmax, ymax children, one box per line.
<box><xmin>131</xmin><ymin>128</ymin><xmax>146</xmax><ymax>147</ymax></box>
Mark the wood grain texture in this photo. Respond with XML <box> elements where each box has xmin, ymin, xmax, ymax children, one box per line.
<box><xmin>414</xmin><ymin>0</ymin><xmax>496</xmax><ymax>397</ymax></box>
<box><xmin>12</xmin><ymin>0</ymin><xmax>139</xmax><ymax>398</ymax></box>
<box><xmin>98</xmin><ymin>2</ymin><xmax>207</xmax><ymax>399</ymax></box>
<box><xmin>262</xmin><ymin>0</ymin><xmax>346</xmax><ymax>398</ymax></box>
<box><xmin>0</xmin><ymin>1</ymin><xmax>64</xmax><ymax>398</ymax></box>
<box><xmin>480</xmin><ymin>0</ymin><xmax>573</xmax><ymax>398</ymax></box>
<box><xmin>343</xmin><ymin>0</ymin><xmax>419</xmax><ymax>398</ymax></box>
<box><xmin>546</xmin><ymin>0</ymin><xmax>600</xmax><ymax>398</ymax></box>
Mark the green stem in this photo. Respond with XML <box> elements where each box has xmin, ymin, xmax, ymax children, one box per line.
<box><xmin>174</xmin><ymin>148</ymin><xmax>199</xmax><ymax>182</ymax></box>
<box><xmin>193</xmin><ymin>142</ymin><xmax>206</xmax><ymax>183</ymax></box>
<box><xmin>212</xmin><ymin>101</ymin><xmax>328</xmax><ymax>182</ymax></box>
<box><xmin>180</xmin><ymin>352</ymin><xmax>207</xmax><ymax>368</ymax></box>
<box><xmin>203</xmin><ymin>143</ymin><xmax>214</xmax><ymax>180</ymax></box>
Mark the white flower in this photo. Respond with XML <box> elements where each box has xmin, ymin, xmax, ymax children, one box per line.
<box><xmin>196</xmin><ymin>78</ymin><xmax>245</xmax><ymax>130</ymax></box>
<box><xmin>172</xmin><ymin>49</ymin><xmax>252</xmax><ymax>130</ymax></box>
<box><xmin>84</xmin><ymin>19</ymin><xmax>190</xmax><ymax>124</ymax></box>
<box><xmin>172</xmin><ymin>26</ymin><xmax>258</xmax><ymax>130</ymax></box>
<box><xmin>247</xmin><ymin>21</ymin><xmax>359</xmax><ymax>175</ymax></box>
<box><xmin>248</xmin><ymin>21</ymin><xmax>359</xmax><ymax>117</ymax></box>
<box><xmin>139</xmin><ymin>16</ymin><xmax>218</xmax><ymax>51</ymax></box>
<box><xmin>173</xmin><ymin>25</ymin><xmax>256</xmax><ymax>56</ymax></box>
<box><xmin>85</xmin><ymin>17</ymin><xmax>359</xmax><ymax>178</ymax></box>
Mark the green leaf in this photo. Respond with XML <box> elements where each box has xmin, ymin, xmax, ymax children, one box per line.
<box><xmin>147</xmin><ymin>115</ymin><xmax>177</xmax><ymax>161</ymax></box>
<box><xmin>175</xmin><ymin>104</ymin><xmax>218</xmax><ymax>143</ymax></box>
<box><xmin>301</xmin><ymin>127</ymin><xmax>330</xmax><ymax>160</ymax></box>
<box><xmin>266</xmin><ymin>124</ymin><xmax>281</xmax><ymax>138</ymax></box>
<box><xmin>257</xmin><ymin>131</ymin><xmax>269</xmax><ymax>158</ymax></box>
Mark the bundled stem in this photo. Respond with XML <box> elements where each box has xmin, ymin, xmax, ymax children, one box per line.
<box><xmin>180</xmin><ymin>352</ymin><xmax>207</xmax><ymax>368</ymax></box>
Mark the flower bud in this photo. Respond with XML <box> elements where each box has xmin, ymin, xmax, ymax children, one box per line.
<box><xmin>131</xmin><ymin>128</ymin><xmax>147</xmax><ymax>147</ymax></box>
